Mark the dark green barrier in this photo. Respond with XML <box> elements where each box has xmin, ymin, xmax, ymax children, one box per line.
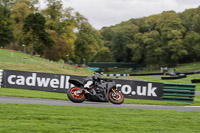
<box><xmin>88</xmin><ymin>62</ymin><xmax>140</xmax><ymax>68</ymax></box>
<box><xmin>163</xmin><ymin>83</ymin><xmax>196</xmax><ymax>103</ymax></box>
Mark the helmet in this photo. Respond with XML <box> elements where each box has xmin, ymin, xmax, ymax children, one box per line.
<box><xmin>93</xmin><ymin>73</ymin><xmax>101</xmax><ymax>80</ymax></box>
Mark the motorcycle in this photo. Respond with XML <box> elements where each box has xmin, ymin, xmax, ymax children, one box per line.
<box><xmin>67</xmin><ymin>73</ymin><xmax>124</xmax><ymax>104</ymax></box>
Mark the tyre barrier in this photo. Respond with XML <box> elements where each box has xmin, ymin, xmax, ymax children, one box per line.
<box><xmin>191</xmin><ymin>79</ymin><xmax>200</xmax><ymax>83</ymax></box>
<box><xmin>130</xmin><ymin>71</ymin><xmax>200</xmax><ymax>76</ymax></box>
<box><xmin>178</xmin><ymin>71</ymin><xmax>200</xmax><ymax>75</ymax></box>
<box><xmin>0</xmin><ymin>70</ymin><xmax>3</xmax><ymax>88</ymax></box>
<box><xmin>161</xmin><ymin>74</ymin><xmax>187</xmax><ymax>80</ymax></box>
<box><xmin>163</xmin><ymin>83</ymin><xmax>195</xmax><ymax>103</ymax></box>
<box><xmin>130</xmin><ymin>73</ymin><xmax>163</xmax><ymax>76</ymax></box>
<box><xmin>103</xmin><ymin>74</ymin><xmax>129</xmax><ymax>77</ymax></box>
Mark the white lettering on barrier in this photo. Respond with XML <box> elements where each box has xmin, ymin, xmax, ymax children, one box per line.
<box><xmin>8</xmin><ymin>75</ymin><xmax>16</xmax><ymax>84</ymax></box>
<box><xmin>37</xmin><ymin>78</ymin><xmax>50</xmax><ymax>87</ymax></box>
<box><xmin>137</xmin><ymin>86</ymin><xmax>146</xmax><ymax>96</ymax></box>
<box><xmin>60</xmin><ymin>76</ymin><xmax>65</xmax><ymax>88</ymax></box>
<box><xmin>50</xmin><ymin>79</ymin><xmax>59</xmax><ymax>88</ymax></box>
<box><xmin>65</xmin><ymin>76</ymin><xmax>70</xmax><ymax>89</ymax></box>
<box><xmin>26</xmin><ymin>73</ymin><xmax>36</xmax><ymax>86</ymax></box>
<box><xmin>147</xmin><ymin>83</ymin><xmax>157</xmax><ymax>96</ymax></box>
<box><xmin>117</xmin><ymin>83</ymin><xmax>157</xmax><ymax>97</ymax></box>
<box><xmin>121</xmin><ymin>85</ymin><xmax>132</xmax><ymax>94</ymax></box>
<box><xmin>0</xmin><ymin>70</ymin><xmax>3</xmax><ymax>88</ymax></box>
<box><xmin>7</xmin><ymin>74</ymin><xmax>71</xmax><ymax>89</ymax></box>
<box><xmin>16</xmin><ymin>76</ymin><xmax>25</xmax><ymax>85</ymax></box>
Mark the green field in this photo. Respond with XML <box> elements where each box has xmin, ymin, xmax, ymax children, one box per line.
<box><xmin>0</xmin><ymin>103</ymin><xmax>200</xmax><ymax>133</ymax></box>
<box><xmin>0</xmin><ymin>49</ymin><xmax>93</xmax><ymax>76</ymax></box>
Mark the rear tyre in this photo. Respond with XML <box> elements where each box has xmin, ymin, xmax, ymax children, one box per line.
<box><xmin>67</xmin><ymin>87</ymin><xmax>86</xmax><ymax>103</ymax></box>
<box><xmin>109</xmin><ymin>90</ymin><xmax>124</xmax><ymax>104</ymax></box>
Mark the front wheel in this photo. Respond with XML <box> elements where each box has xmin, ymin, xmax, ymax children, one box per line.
<box><xmin>109</xmin><ymin>90</ymin><xmax>124</xmax><ymax>104</ymax></box>
<box><xmin>67</xmin><ymin>87</ymin><xmax>86</xmax><ymax>103</ymax></box>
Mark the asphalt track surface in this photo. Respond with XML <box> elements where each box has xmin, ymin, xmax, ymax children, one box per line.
<box><xmin>0</xmin><ymin>96</ymin><xmax>200</xmax><ymax>111</ymax></box>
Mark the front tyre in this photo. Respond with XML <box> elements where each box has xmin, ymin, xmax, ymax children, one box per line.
<box><xmin>67</xmin><ymin>87</ymin><xmax>86</xmax><ymax>103</ymax></box>
<box><xmin>109</xmin><ymin>90</ymin><xmax>124</xmax><ymax>104</ymax></box>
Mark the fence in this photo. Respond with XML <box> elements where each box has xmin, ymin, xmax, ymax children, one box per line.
<box><xmin>0</xmin><ymin>49</ymin><xmax>88</xmax><ymax>70</ymax></box>
<box><xmin>0</xmin><ymin>54</ymin><xmax>64</xmax><ymax>65</ymax></box>
<box><xmin>163</xmin><ymin>83</ymin><xmax>196</xmax><ymax>103</ymax></box>
<box><xmin>0</xmin><ymin>49</ymin><xmax>72</xmax><ymax>69</ymax></box>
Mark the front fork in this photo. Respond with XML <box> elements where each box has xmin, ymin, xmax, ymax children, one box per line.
<box><xmin>110</xmin><ymin>88</ymin><xmax>121</xmax><ymax>101</ymax></box>
<box><xmin>111</xmin><ymin>88</ymin><xmax>116</xmax><ymax>93</ymax></box>
<box><xmin>104</xmin><ymin>88</ymin><xmax>116</xmax><ymax>101</ymax></box>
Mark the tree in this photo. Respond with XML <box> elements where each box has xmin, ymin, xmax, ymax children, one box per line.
<box><xmin>93</xmin><ymin>47</ymin><xmax>113</xmax><ymax>62</ymax></box>
<box><xmin>100</xmin><ymin>27</ymin><xmax>113</xmax><ymax>49</ymax></box>
<box><xmin>184</xmin><ymin>31</ymin><xmax>200</xmax><ymax>61</ymax></box>
<box><xmin>142</xmin><ymin>31</ymin><xmax>165</xmax><ymax>67</ymax></box>
<box><xmin>180</xmin><ymin>6</ymin><xmax>200</xmax><ymax>33</ymax></box>
<box><xmin>42</xmin><ymin>1</ymin><xmax>78</xmax><ymax>45</ymax></box>
<box><xmin>23</xmin><ymin>13</ymin><xmax>54</xmax><ymax>57</ymax></box>
<box><xmin>42</xmin><ymin>0</ymin><xmax>63</xmax><ymax>31</ymax></box>
<box><xmin>43</xmin><ymin>30</ymin><xmax>73</xmax><ymax>61</ymax></box>
<box><xmin>112</xmin><ymin>24</ymin><xmax>139</xmax><ymax>62</ymax></box>
<box><xmin>10</xmin><ymin>0</ymin><xmax>38</xmax><ymax>48</ymax></box>
<box><xmin>154</xmin><ymin>11</ymin><xmax>186</xmax><ymax>66</ymax></box>
<box><xmin>128</xmin><ymin>31</ymin><xmax>164</xmax><ymax>67</ymax></box>
<box><xmin>0</xmin><ymin>3</ymin><xmax>13</xmax><ymax>47</ymax></box>
<box><xmin>74</xmin><ymin>22</ymin><xmax>103</xmax><ymax>64</ymax></box>
<box><xmin>59</xmin><ymin>7</ymin><xmax>77</xmax><ymax>46</ymax></box>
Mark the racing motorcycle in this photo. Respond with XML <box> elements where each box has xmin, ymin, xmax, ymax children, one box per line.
<box><xmin>67</xmin><ymin>73</ymin><xmax>124</xmax><ymax>104</ymax></box>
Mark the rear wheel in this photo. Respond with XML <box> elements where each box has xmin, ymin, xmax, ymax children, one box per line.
<box><xmin>67</xmin><ymin>87</ymin><xmax>86</xmax><ymax>103</ymax></box>
<box><xmin>109</xmin><ymin>90</ymin><xmax>124</xmax><ymax>104</ymax></box>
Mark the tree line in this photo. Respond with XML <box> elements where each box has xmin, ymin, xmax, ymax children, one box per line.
<box><xmin>0</xmin><ymin>0</ymin><xmax>103</xmax><ymax>64</ymax></box>
<box><xmin>101</xmin><ymin>7</ymin><xmax>200</xmax><ymax>68</ymax></box>
<box><xmin>1</xmin><ymin>0</ymin><xmax>200</xmax><ymax>68</ymax></box>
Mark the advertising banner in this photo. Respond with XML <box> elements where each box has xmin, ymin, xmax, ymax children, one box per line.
<box><xmin>113</xmin><ymin>78</ymin><xmax>163</xmax><ymax>100</ymax></box>
<box><xmin>2</xmin><ymin>69</ymin><xmax>163</xmax><ymax>100</ymax></box>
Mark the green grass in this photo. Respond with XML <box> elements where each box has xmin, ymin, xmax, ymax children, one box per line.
<box><xmin>1</xmin><ymin>88</ymin><xmax>200</xmax><ymax>106</ymax></box>
<box><xmin>0</xmin><ymin>88</ymin><xmax>68</xmax><ymax>100</ymax></box>
<box><xmin>135</xmin><ymin>74</ymin><xmax>200</xmax><ymax>91</ymax></box>
<box><xmin>0</xmin><ymin>103</ymin><xmax>200</xmax><ymax>133</ymax></box>
<box><xmin>0</xmin><ymin>49</ymin><xmax>93</xmax><ymax>76</ymax></box>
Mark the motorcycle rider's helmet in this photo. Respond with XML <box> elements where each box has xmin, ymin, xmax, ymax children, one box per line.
<box><xmin>93</xmin><ymin>73</ymin><xmax>101</xmax><ymax>80</ymax></box>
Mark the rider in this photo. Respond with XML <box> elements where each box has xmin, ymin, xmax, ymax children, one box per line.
<box><xmin>84</xmin><ymin>73</ymin><xmax>102</xmax><ymax>90</ymax></box>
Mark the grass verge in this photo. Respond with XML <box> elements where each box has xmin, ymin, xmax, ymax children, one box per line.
<box><xmin>0</xmin><ymin>103</ymin><xmax>200</xmax><ymax>133</ymax></box>
<box><xmin>1</xmin><ymin>88</ymin><xmax>200</xmax><ymax>106</ymax></box>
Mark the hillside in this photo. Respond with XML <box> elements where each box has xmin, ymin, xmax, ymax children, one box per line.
<box><xmin>0</xmin><ymin>49</ymin><xmax>93</xmax><ymax>76</ymax></box>
<box><xmin>100</xmin><ymin>6</ymin><xmax>200</xmax><ymax>68</ymax></box>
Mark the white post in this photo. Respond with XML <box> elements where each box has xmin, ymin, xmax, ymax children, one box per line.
<box><xmin>11</xmin><ymin>49</ymin><xmax>14</xmax><ymax>57</ymax></box>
